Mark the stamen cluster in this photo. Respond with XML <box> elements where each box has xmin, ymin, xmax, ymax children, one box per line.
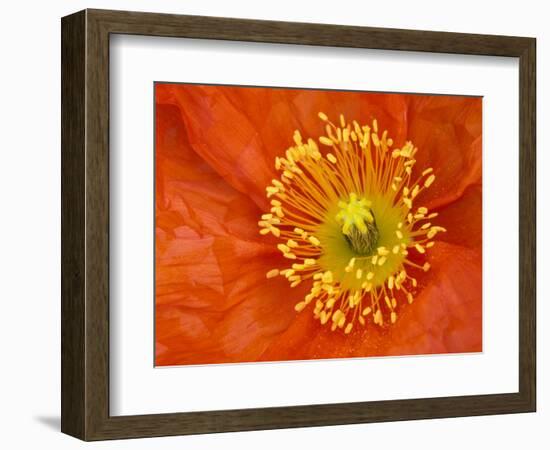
<box><xmin>260</xmin><ymin>113</ymin><xmax>446</xmax><ymax>333</ymax></box>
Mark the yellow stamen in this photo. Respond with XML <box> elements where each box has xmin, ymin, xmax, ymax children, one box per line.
<box><xmin>319</xmin><ymin>136</ymin><xmax>333</xmax><ymax>146</ymax></box>
<box><xmin>260</xmin><ymin>113</ymin><xmax>443</xmax><ymax>333</ymax></box>
<box><xmin>424</xmin><ymin>174</ymin><xmax>436</xmax><ymax>187</ymax></box>
<box><xmin>309</xmin><ymin>236</ymin><xmax>321</xmax><ymax>246</ymax></box>
<box><xmin>266</xmin><ymin>269</ymin><xmax>279</xmax><ymax>279</ymax></box>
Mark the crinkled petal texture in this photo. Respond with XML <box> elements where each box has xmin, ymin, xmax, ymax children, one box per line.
<box><xmin>155</xmin><ymin>102</ymin><xmax>305</xmax><ymax>365</ymax></box>
<box><xmin>155</xmin><ymin>84</ymin><xmax>482</xmax><ymax>366</ymax></box>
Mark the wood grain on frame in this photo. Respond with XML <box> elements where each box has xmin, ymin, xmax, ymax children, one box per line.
<box><xmin>61</xmin><ymin>8</ymin><xmax>536</xmax><ymax>441</ymax></box>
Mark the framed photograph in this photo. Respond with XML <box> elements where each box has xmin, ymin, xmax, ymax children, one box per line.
<box><xmin>61</xmin><ymin>9</ymin><xmax>536</xmax><ymax>441</ymax></box>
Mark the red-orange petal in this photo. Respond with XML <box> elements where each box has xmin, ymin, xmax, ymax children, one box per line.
<box><xmin>433</xmin><ymin>183</ymin><xmax>482</xmax><ymax>249</ymax></box>
<box><xmin>155</xmin><ymin>99</ymin><xmax>297</xmax><ymax>365</ymax></box>
<box><xmin>156</xmin><ymin>100</ymin><xmax>265</xmax><ymax>242</ymax></box>
<box><xmin>157</xmin><ymin>84</ymin><xmax>279</xmax><ymax>210</ymax></box>
<box><xmin>156</xmin><ymin>235</ymin><xmax>307</xmax><ymax>366</ymax></box>
<box><xmin>384</xmin><ymin>241</ymin><xmax>482</xmax><ymax>355</ymax></box>
<box><xmin>407</xmin><ymin>95</ymin><xmax>482</xmax><ymax>210</ymax></box>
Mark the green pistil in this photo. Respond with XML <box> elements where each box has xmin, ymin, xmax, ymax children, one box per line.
<box><xmin>344</xmin><ymin>216</ymin><xmax>379</xmax><ymax>255</ymax></box>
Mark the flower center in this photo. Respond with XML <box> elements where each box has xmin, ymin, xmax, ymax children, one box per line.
<box><xmin>336</xmin><ymin>193</ymin><xmax>379</xmax><ymax>255</ymax></box>
<box><xmin>259</xmin><ymin>113</ymin><xmax>446</xmax><ymax>334</ymax></box>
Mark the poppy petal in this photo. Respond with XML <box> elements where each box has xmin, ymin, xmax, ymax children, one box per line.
<box><xmin>156</xmin><ymin>235</ymin><xmax>306</xmax><ymax>365</ymax></box>
<box><xmin>407</xmin><ymin>96</ymin><xmax>482</xmax><ymax>210</ymax></box>
<box><xmin>157</xmin><ymin>84</ymin><xmax>279</xmax><ymax>210</ymax></box>
<box><xmin>155</xmin><ymin>99</ymin><xmax>299</xmax><ymax>365</ymax></box>
<box><xmin>156</xmin><ymin>100</ymin><xmax>264</xmax><ymax>242</ymax></box>
<box><xmin>384</xmin><ymin>241</ymin><xmax>482</xmax><ymax>355</ymax></box>
<box><xmin>433</xmin><ymin>183</ymin><xmax>482</xmax><ymax>249</ymax></box>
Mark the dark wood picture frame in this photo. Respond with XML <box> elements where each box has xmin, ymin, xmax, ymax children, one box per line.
<box><xmin>61</xmin><ymin>8</ymin><xmax>536</xmax><ymax>441</ymax></box>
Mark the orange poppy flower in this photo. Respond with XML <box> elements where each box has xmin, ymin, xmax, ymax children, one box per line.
<box><xmin>155</xmin><ymin>84</ymin><xmax>482</xmax><ymax>366</ymax></box>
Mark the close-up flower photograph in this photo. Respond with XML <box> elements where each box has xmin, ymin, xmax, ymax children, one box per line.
<box><xmin>154</xmin><ymin>84</ymin><xmax>483</xmax><ymax>367</ymax></box>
